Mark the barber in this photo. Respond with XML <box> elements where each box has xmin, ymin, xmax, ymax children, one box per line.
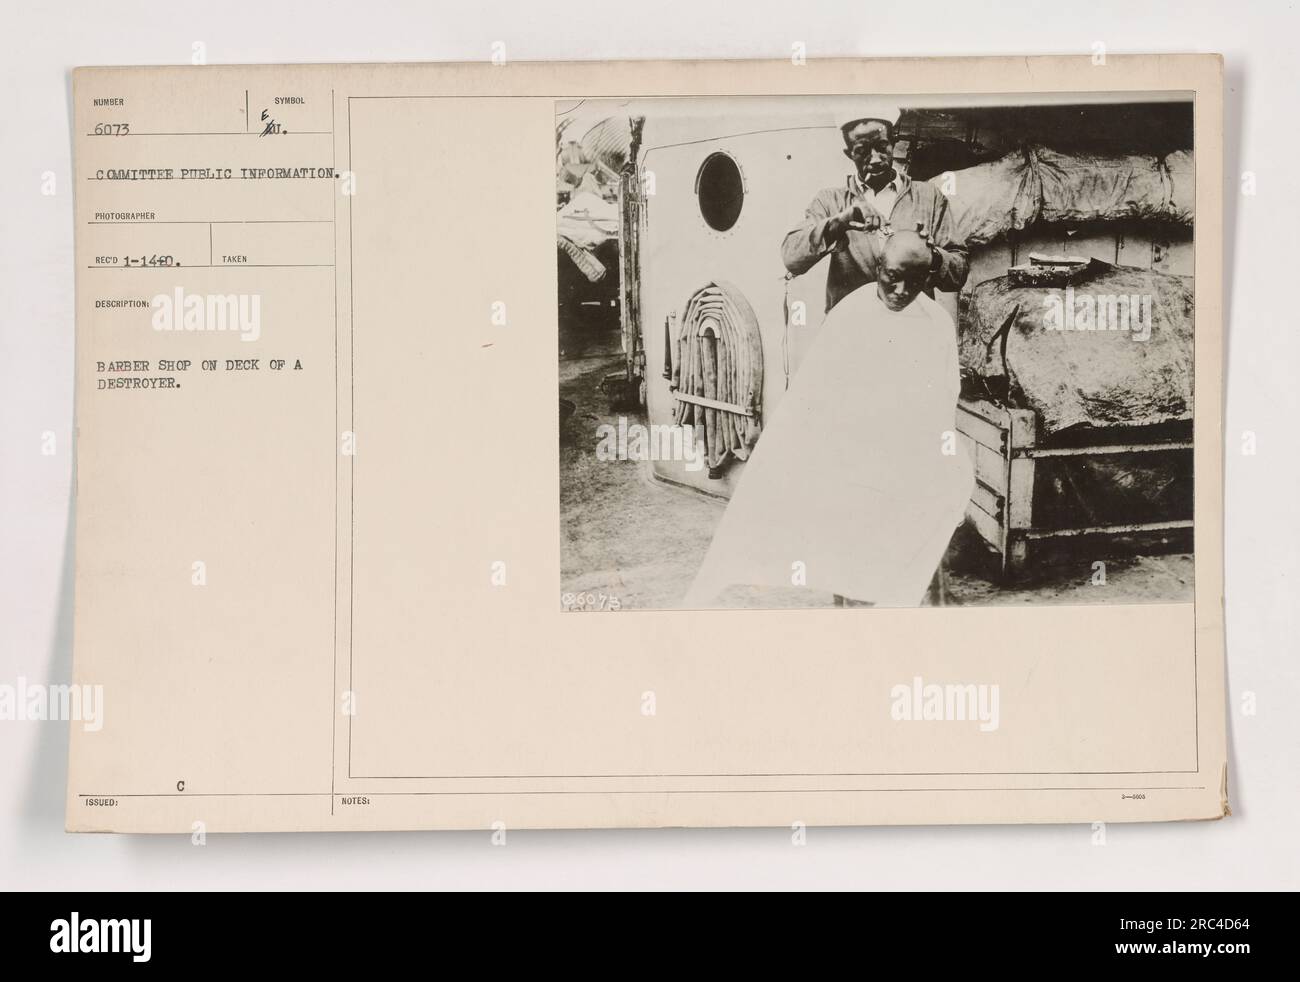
<box><xmin>781</xmin><ymin>108</ymin><xmax>969</xmax><ymax>311</ymax></box>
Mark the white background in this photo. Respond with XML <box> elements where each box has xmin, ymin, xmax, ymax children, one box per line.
<box><xmin>1</xmin><ymin>0</ymin><xmax>1295</xmax><ymax>890</ymax></box>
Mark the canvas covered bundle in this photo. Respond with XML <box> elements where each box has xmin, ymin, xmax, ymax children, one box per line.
<box><xmin>960</xmin><ymin>261</ymin><xmax>1195</xmax><ymax>434</ymax></box>
<box><xmin>934</xmin><ymin>146</ymin><xmax>1195</xmax><ymax>246</ymax></box>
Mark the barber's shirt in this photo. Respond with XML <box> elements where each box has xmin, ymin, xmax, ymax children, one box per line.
<box><xmin>851</xmin><ymin>170</ymin><xmax>907</xmax><ymax>224</ymax></box>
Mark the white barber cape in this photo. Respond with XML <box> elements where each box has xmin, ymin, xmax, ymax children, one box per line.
<box><xmin>682</xmin><ymin>286</ymin><xmax>974</xmax><ymax>607</ymax></box>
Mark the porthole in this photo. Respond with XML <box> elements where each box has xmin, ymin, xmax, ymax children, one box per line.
<box><xmin>695</xmin><ymin>152</ymin><xmax>744</xmax><ymax>232</ymax></box>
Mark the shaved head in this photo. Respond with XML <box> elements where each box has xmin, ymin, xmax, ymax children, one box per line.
<box><xmin>876</xmin><ymin>230</ymin><xmax>932</xmax><ymax>312</ymax></box>
<box><xmin>882</xmin><ymin>229</ymin><xmax>931</xmax><ymax>269</ymax></box>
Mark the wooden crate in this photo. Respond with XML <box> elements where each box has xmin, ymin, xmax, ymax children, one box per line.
<box><xmin>955</xmin><ymin>398</ymin><xmax>1193</xmax><ymax>576</ymax></box>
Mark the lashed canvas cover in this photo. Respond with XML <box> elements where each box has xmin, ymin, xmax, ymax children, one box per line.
<box><xmin>934</xmin><ymin>146</ymin><xmax>1194</xmax><ymax>246</ymax></box>
<box><xmin>960</xmin><ymin>262</ymin><xmax>1194</xmax><ymax>433</ymax></box>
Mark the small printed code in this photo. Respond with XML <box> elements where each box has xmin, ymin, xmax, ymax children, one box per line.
<box><xmin>561</xmin><ymin>592</ymin><xmax>622</xmax><ymax>611</ymax></box>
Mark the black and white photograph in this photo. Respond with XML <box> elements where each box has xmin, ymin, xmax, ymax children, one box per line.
<box><xmin>558</xmin><ymin>94</ymin><xmax>1196</xmax><ymax>609</ymax></box>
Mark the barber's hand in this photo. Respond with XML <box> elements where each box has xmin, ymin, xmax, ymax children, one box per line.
<box><xmin>913</xmin><ymin>222</ymin><xmax>942</xmax><ymax>275</ymax></box>
<box><xmin>914</xmin><ymin>223</ymin><xmax>937</xmax><ymax>254</ymax></box>
<box><xmin>840</xmin><ymin>197</ymin><xmax>886</xmax><ymax>231</ymax></box>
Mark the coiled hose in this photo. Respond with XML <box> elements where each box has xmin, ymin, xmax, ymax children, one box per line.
<box><xmin>668</xmin><ymin>280</ymin><xmax>764</xmax><ymax>478</ymax></box>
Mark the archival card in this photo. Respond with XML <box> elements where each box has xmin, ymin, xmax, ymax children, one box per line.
<box><xmin>67</xmin><ymin>55</ymin><xmax>1226</xmax><ymax>832</ymax></box>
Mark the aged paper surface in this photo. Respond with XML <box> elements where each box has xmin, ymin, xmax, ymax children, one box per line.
<box><xmin>67</xmin><ymin>55</ymin><xmax>1226</xmax><ymax>832</ymax></box>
